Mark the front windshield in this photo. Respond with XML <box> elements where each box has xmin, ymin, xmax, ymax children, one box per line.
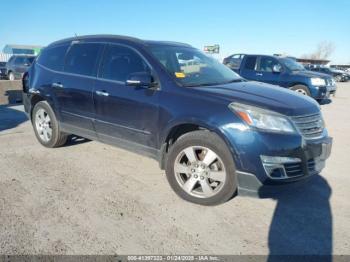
<box><xmin>279</xmin><ymin>58</ymin><xmax>305</xmax><ymax>71</ymax></box>
<box><xmin>150</xmin><ymin>45</ymin><xmax>241</xmax><ymax>87</ymax></box>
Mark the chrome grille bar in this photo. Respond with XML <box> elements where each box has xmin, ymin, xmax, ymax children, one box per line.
<box><xmin>291</xmin><ymin>113</ymin><xmax>325</xmax><ymax>139</ymax></box>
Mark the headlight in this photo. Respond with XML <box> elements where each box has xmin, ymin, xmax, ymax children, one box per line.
<box><xmin>311</xmin><ymin>78</ymin><xmax>326</xmax><ymax>86</ymax></box>
<box><xmin>228</xmin><ymin>102</ymin><xmax>296</xmax><ymax>134</ymax></box>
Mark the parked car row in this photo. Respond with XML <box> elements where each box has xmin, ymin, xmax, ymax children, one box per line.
<box><xmin>23</xmin><ymin>35</ymin><xmax>332</xmax><ymax>205</ymax></box>
<box><xmin>305</xmin><ymin>64</ymin><xmax>349</xmax><ymax>82</ymax></box>
<box><xmin>0</xmin><ymin>55</ymin><xmax>36</xmax><ymax>80</ymax></box>
<box><xmin>223</xmin><ymin>54</ymin><xmax>337</xmax><ymax>101</ymax></box>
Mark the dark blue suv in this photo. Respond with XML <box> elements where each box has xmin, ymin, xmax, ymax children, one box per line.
<box><xmin>223</xmin><ymin>54</ymin><xmax>337</xmax><ymax>100</ymax></box>
<box><xmin>22</xmin><ymin>35</ymin><xmax>332</xmax><ymax>205</ymax></box>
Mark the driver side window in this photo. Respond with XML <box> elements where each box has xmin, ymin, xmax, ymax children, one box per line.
<box><xmin>100</xmin><ymin>45</ymin><xmax>150</xmax><ymax>82</ymax></box>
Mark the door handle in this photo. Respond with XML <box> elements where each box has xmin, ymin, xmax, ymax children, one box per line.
<box><xmin>52</xmin><ymin>82</ymin><xmax>64</xmax><ymax>88</ymax></box>
<box><xmin>95</xmin><ymin>90</ymin><xmax>109</xmax><ymax>97</ymax></box>
<box><xmin>256</xmin><ymin>73</ymin><xmax>263</xmax><ymax>76</ymax></box>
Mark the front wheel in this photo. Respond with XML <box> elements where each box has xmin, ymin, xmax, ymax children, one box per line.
<box><xmin>165</xmin><ymin>130</ymin><xmax>237</xmax><ymax>205</ymax></box>
<box><xmin>290</xmin><ymin>85</ymin><xmax>311</xmax><ymax>96</ymax></box>
<box><xmin>32</xmin><ymin>101</ymin><xmax>68</xmax><ymax>148</ymax></box>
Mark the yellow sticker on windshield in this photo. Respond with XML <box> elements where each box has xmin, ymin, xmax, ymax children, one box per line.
<box><xmin>175</xmin><ymin>72</ymin><xmax>186</xmax><ymax>78</ymax></box>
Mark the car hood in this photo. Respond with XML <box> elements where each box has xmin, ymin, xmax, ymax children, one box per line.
<box><xmin>291</xmin><ymin>70</ymin><xmax>331</xmax><ymax>79</ymax></box>
<box><xmin>193</xmin><ymin>81</ymin><xmax>320</xmax><ymax>116</ymax></box>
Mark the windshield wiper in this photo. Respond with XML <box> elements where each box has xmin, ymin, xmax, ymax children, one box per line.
<box><xmin>184</xmin><ymin>78</ymin><xmax>244</xmax><ymax>87</ymax></box>
<box><xmin>223</xmin><ymin>78</ymin><xmax>245</xmax><ymax>84</ymax></box>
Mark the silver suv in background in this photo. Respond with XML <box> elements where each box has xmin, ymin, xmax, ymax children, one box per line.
<box><xmin>5</xmin><ymin>55</ymin><xmax>36</xmax><ymax>80</ymax></box>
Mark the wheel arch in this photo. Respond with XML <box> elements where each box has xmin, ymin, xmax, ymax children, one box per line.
<box><xmin>158</xmin><ymin>120</ymin><xmax>238</xmax><ymax>170</ymax></box>
<box><xmin>288</xmin><ymin>82</ymin><xmax>309</xmax><ymax>89</ymax></box>
<box><xmin>30</xmin><ymin>95</ymin><xmax>46</xmax><ymax>120</ymax></box>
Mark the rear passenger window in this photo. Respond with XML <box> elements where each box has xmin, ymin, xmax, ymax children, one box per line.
<box><xmin>244</xmin><ymin>56</ymin><xmax>257</xmax><ymax>70</ymax></box>
<box><xmin>37</xmin><ymin>45</ymin><xmax>68</xmax><ymax>71</ymax></box>
<box><xmin>100</xmin><ymin>45</ymin><xmax>150</xmax><ymax>82</ymax></box>
<box><xmin>64</xmin><ymin>43</ymin><xmax>103</xmax><ymax>76</ymax></box>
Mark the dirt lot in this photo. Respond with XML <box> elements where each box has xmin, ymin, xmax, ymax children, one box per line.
<box><xmin>0</xmin><ymin>82</ymin><xmax>350</xmax><ymax>255</ymax></box>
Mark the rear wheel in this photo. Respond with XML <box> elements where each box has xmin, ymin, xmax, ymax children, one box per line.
<box><xmin>290</xmin><ymin>85</ymin><xmax>311</xmax><ymax>96</ymax></box>
<box><xmin>165</xmin><ymin>130</ymin><xmax>237</xmax><ymax>205</ymax></box>
<box><xmin>32</xmin><ymin>101</ymin><xmax>68</xmax><ymax>148</ymax></box>
<box><xmin>8</xmin><ymin>72</ymin><xmax>14</xmax><ymax>81</ymax></box>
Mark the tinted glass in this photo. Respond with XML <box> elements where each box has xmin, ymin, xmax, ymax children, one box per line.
<box><xmin>259</xmin><ymin>57</ymin><xmax>280</xmax><ymax>72</ymax></box>
<box><xmin>8</xmin><ymin>57</ymin><xmax>15</xmax><ymax>64</ymax></box>
<box><xmin>150</xmin><ymin>46</ymin><xmax>240</xmax><ymax>87</ymax></box>
<box><xmin>244</xmin><ymin>56</ymin><xmax>257</xmax><ymax>70</ymax></box>
<box><xmin>64</xmin><ymin>43</ymin><xmax>102</xmax><ymax>76</ymax></box>
<box><xmin>15</xmin><ymin>57</ymin><xmax>25</xmax><ymax>65</ymax></box>
<box><xmin>27</xmin><ymin>57</ymin><xmax>35</xmax><ymax>64</ymax></box>
<box><xmin>100</xmin><ymin>45</ymin><xmax>150</xmax><ymax>82</ymax></box>
<box><xmin>38</xmin><ymin>45</ymin><xmax>68</xmax><ymax>71</ymax></box>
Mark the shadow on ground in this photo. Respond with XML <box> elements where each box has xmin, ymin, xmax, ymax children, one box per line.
<box><xmin>65</xmin><ymin>135</ymin><xmax>91</xmax><ymax>147</ymax></box>
<box><xmin>0</xmin><ymin>105</ymin><xmax>28</xmax><ymax>132</ymax></box>
<box><xmin>260</xmin><ymin>175</ymin><xmax>332</xmax><ymax>261</ymax></box>
<box><xmin>319</xmin><ymin>98</ymin><xmax>333</xmax><ymax>105</ymax></box>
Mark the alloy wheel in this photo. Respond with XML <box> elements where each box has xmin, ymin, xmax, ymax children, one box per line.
<box><xmin>174</xmin><ymin>146</ymin><xmax>227</xmax><ymax>198</ymax></box>
<box><xmin>35</xmin><ymin>108</ymin><xmax>53</xmax><ymax>142</ymax></box>
<box><xmin>295</xmin><ymin>89</ymin><xmax>307</xmax><ymax>95</ymax></box>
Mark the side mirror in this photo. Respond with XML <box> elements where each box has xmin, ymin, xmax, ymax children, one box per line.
<box><xmin>126</xmin><ymin>72</ymin><xmax>155</xmax><ymax>88</ymax></box>
<box><xmin>272</xmin><ymin>64</ymin><xmax>282</xmax><ymax>73</ymax></box>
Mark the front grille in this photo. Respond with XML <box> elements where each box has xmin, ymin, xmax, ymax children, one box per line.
<box><xmin>326</xmin><ymin>78</ymin><xmax>335</xmax><ymax>86</ymax></box>
<box><xmin>284</xmin><ymin>159</ymin><xmax>316</xmax><ymax>177</ymax></box>
<box><xmin>291</xmin><ymin>113</ymin><xmax>324</xmax><ymax>139</ymax></box>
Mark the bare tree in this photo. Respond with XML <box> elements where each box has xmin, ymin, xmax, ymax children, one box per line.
<box><xmin>301</xmin><ymin>41</ymin><xmax>335</xmax><ymax>60</ymax></box>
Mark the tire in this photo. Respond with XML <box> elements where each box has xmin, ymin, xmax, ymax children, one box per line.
<box><xmin>165</xmin><ymin>130</ymin><xmax>237</xmax><ymax>206</ymax></box>
<box><xmin>32</xmin><ymin>101</ymin><xmax>68</xmax><ymax>148</ymax></box>
<box><xmin>8</xmin><ymin>72</ymin><xmax>15</xmax><ymax>81</ymax></box>
<box><xmin>290</xmin><ymin>85</ymin><xmax>311</xmax><ymax>96</ymax></box>
<box><xmin>334</xmin><ymin>75</ymin><xmax>341</xmax><ymax>82</ymax></box>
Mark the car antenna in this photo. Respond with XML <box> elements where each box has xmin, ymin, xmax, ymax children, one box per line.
<box><xmin>72</xmin><ymin>33</ymin><xmax>79</xmax><ymax>44</ymax></box>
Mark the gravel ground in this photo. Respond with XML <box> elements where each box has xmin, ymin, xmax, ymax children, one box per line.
<box><xmin>0</xmin><ymin>83</ymin><xmax>350</xmax><ymax>255</ymax></box>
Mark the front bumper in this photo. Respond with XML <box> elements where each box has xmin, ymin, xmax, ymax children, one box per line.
<box><xmin>311</xmin><ymin>85</ymin><xmax>336</xmax><ymax>99</ymax></box>
<box><xmin>221</xmin><ymin>126</ymin><xmax>332</xmax><ymax>197</ymax></box>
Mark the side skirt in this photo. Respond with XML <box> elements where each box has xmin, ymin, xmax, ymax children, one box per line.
<box><xmin>60</xmin><ymin>122</ymin><xmax>161</xmax><ymax>162</ymax></box>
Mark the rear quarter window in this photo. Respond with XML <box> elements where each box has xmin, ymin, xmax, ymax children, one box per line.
<box><xmin>37</xmin><ymin>45</ymin><xmax>69</xmax><ymax>71</ymax></box>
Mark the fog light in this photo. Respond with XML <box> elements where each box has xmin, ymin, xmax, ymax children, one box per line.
<box><xmin>260</xmin><ymin>155</ymin><xmax>301</xmax><ymax>179</ymax></box>
<box><xmin>261</xmin><ymin>156</ymin><xmax>301</xmax><ymax>164</ymax></box>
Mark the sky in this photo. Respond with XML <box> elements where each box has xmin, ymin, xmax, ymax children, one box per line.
<box><xmin>0</xmin><ymin>0</ymin><xmax>349</xmax><ymax>63</ymax></box>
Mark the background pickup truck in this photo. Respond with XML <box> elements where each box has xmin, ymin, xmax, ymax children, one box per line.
<box><xmin>223</xmin><ymin>54</ymin><xmax>336</xmax><ymax>101</ymax></box>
